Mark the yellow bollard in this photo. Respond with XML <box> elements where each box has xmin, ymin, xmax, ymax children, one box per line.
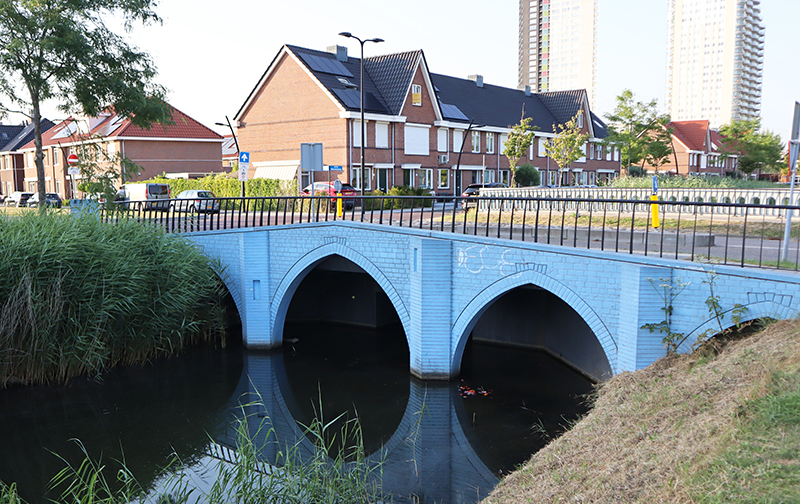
<box><xmin>650</xmin><ymin>194</ymin><xmax>660</xmax><ymax>228</ymax></box>
<box><xmin>336</xmin><ymin>191</ymin><xmax>342</xmax><ymax>217</ymax></box>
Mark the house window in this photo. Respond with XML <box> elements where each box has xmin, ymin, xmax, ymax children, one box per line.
<box><xmin>538</xmin><ymin>138</ymin><xmax>547</xmax><ymax>157</ymax></box>
<box><xmin>486</xmin><ymin>132</ymin><xmax>495</xmax><ymax>154</ymax></box>
<box><xmin>438</xmin><ymin>169</ymin><xmax>450</xmax><ymax>189</ymax></box>
<box><xmin>484</xmin><ymin>169</ymin><xmax>495</xmax><ymax>184</ymax></box>
<box><xmin>594</xmin><ymin>144</ymin><xmax>603</xmax><ymax>160</ymax></box>
<box><xmin>577</xmin><ymin>143</ymin><xmax>587</xmax><ymax>163</ymax></box>
<box><xmin>453</xmin><ymin>130</ymin><xmax>464</xmax><ymax>153</ymax></box>
<box><xmin>52</xmin><ymin>148</ymin><xmax>59</xmax><ymax>165</ymax></box>
<box><xmin>499</xmin><ymin>170</ymin><xmax>510</xmax><ymax>186</ymax></box>
<box><xmin>499</xmin><ymin>134</ymin><xmax>508</xmax><ymax>152</ymax></box>
<box><xmin>605</xmin><ymin>148</ymin><xmax>613</xmax><ymax>161</ymax></box>
<box><xmin>576</xmin><ymin>112</ymin><xmax>584</xmax><ymax>129</ymax></box>
<box><xmin>471</xmin><ymin>131</ymin><xmax>481</xmax><ymax>153</ymax></box>
<box><xmin>351</xmin><ymin>166</ymin><xmax>372</xmax><ymax>191</ymax></box>
<box><xmin>375</xmin><ymin>123</ymin><xmax>389</xmax><ymax>148</ymax></box>
<box><xmin>352</xmin><ymin>120</ymin><xmax>364</xmax><ymax>148</ymax></box>
<box><xmin>437</xmin><ymin>128</ymin><xmax>449</xmax><ymax>152</ymax></box>
<box><xmin>404</xmin><ymin>124</ymin><xmax>430</xmax><ymax>155</ymax></box>
<box><xmin>107</xmin><ymin>142</ymin><xmax>116</xmax><ymax>158</ymax></box>
<box><xmin>403</xmin><ymin>168</ymin><xmax>415</xmax><ymax>187</ymax></box>
<box><xmin>419</xmin><ymin>168</ymin><xmax>433</xmax><ymax>189</ymax></box>
<box><xmin>613</xmin><ymin>148</ymin><xmax>619</xmax><ymax>162</ymax></box>
<box><xmin>411</xmin><ymin>84</ymin><xmax>422</xmax><ymax>106</ymax></box>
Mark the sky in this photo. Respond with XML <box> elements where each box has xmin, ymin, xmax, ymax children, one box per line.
<box><xmin>21</xmin><ymin>0</ymin><xmax>800</xmax><ymax>143</ymax></box>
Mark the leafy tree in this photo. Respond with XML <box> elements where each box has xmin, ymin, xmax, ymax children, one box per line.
<box><xmin>718</xmin><ymin>119</ymin><xmax>784</xmax><ymax>175</ymax></box>
<box><xmin>515</xmin><ymin>164</ymin><xmax>540</xmax><ymax>187</ymax></box>
<box><xmin>0</xmin><ymin>0</ymin><xmax>172</xmax><ymax>207</ymax></box>
<box><xmin>544</xmin><ymin>113</ymin><xmax>589</xmax><ymax>187</ymax></box>
<box><xmin>503</xmin><ymin>111</ymin><xmax>536</xmax><ymax>187</ymax></box>
<box><xmin>642</xmin><ymin>125</ymin><xmax>674</xmax><ymax>173</ymax></box>
<box><xmin>604</xmin><ymin>89</ymin><xmax>671</xmax><ymax>175</ymax></box>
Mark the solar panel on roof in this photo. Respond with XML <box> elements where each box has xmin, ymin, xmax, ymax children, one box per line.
<box><xmin>332</xmin><ymin>89</ymin><xmax>389</xmax><ymax>114</ymax></box>
<box><xmin>299</xmin><ymin>53</ymin><xmax>353</xmax><ymax>78</ymax></box>
<box><xmin>440</xmin><ymin>103</ymin><xmax>469</xmax><ymax>121</ymax></box>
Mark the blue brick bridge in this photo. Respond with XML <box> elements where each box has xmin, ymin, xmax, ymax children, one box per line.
<box><xmin>187</xmin><ymin>221</ymin><xmax>800</xmax><ymax>381</ymax></box>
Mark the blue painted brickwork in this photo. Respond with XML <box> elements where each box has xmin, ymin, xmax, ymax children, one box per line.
<box><xmin>187</xmin><ymin>221</ymin><xmax>800</xmax><ymax>379</ymax></box>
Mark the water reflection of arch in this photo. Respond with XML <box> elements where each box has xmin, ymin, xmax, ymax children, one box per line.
<box><xmin>223</xmin><ymin>351</ymin><xmax>499</xmax><ymax>504</ymax></box>
<box><xmin>452</xmin><ymin>270</ymin><xmax>616</xmax><ymax>379</ymax></box>
<box><xmin>271</xmin><ymin>244</ymin><xmax>412</xmax><ymax>349</ymax></box>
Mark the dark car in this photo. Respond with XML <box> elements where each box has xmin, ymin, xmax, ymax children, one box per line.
<box><xmin>460</xmin><ymin>183</ymin><xmax>508</xmax><ymax>208</ymax></box>
<box><xmin>27</xmin><ymin>192</ymin><xmax>62</xmax><ymax>208</ymax></box>
<box><xmin>302</xmin><ymin>181</ymin><xmax>357</xmax><ymax>210</ymax></box>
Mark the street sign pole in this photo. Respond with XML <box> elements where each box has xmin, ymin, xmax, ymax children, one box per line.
<box><xmin>781</xmin><ymin>102</ymin><xmax>800</xmax><ymax>263</ymax></box>
<box><xmin>650</xmin><ymin>175</ymin><xmax>660</xmax><ymax>229</ymax></box>
<box><xmin>238</xmin><ymin>152</ymin><xmax>250</xmax><ymax>201</ymax></box>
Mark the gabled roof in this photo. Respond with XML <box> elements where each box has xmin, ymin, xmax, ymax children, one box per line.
<box><xmin>24</xmin><ymin>106</ymin><xmax>221</xmax><ymax>149</ymax></box>
<box><xmin>241</xmin><ymin>43</ymin><xmax>605</xmax><ymax>138</ymax></box>
<box><xmin>431</xmin><ymin>73</ymin><xmax>558</xmax><ymax>131</ymax></box>
<box><xmin>286</xmin><ymin>44</ymin><xmax>392</xmax><ymax>115</ymax></box>
<box><xmin>364</xmin><ymin>50</ymin><xmax>422</xmax><ymax>115</ymax></box>
<box><xmin>0</xmin><ymin>124</ymin><xmax>25</xmax><ymax>150</ymax></box>
<box><xmin>0</xmin><ymin>120</ymin><xmax>55</xmax><ymax>152</ymax></box>
<box><xmin>668</xmin><ymin>120</ymin><xmax>710</xmax><ymax>152</ymax></box>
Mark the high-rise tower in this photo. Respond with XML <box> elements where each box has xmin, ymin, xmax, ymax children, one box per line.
<box><xmin>518</xmin><ymin>0</ymin><xmax>598</xmax><ymax>107</ymax></box>
<box><xmin>665</xmin><ymin>0</ymin><xmax>765</xmax><ymax>127</ymax></box>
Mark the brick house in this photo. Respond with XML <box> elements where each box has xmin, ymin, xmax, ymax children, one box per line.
<box><xmin>0</xmin><ymin>120</ymin><xmax>55</xmax><ymax>197</ymax></box>
<box><xmin>234</xmin><ymin>44</ymin><xmax>620</xmax><ymax>194</ymax></box>
<box><xmin>16</xmin><ymin>106</ymin><xmax>224</xmax><ymax>199</ymax></box>
<box><xmin>650</xmin><ymin>120</ymin><xmax>737</xmax><ymax>176</ymax></box>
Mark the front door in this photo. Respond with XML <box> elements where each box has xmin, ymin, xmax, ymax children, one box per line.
<box><xmin>377</xmin><ymin>168</ymin><xmax>389</xmax><ymax>192</ymax></box>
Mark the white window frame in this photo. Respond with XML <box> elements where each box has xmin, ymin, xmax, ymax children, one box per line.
<box><xmin>437</xmin><ymin>128</ymin><xmax>449</xmax><ymax>153</ymax></box>
<box><xmin>52</xmin><ymin>148</ymin><xmax>59</xmax><ymax>166</ymax></box>
<box><xmin>453</xmin><ymin>130</ymin><xmax>464</xmax><ymax>153</ymax></box>
<box><xmin>576</xmin><ymin>143</ymin><xmax>587</xmax><ymax>163</ymax></box>
<box><xmin>538</xmin><ymin>138</ymin><xmax>547</xmax><ymax>157</ymax></box>
<box><xmin>438</xmin><ymin>168</ymin><xmax>450</xmax><ymax>189</ymax></box>
<box><xmin>411</xmin><ymin>84</ymin><xmax>422</xmax><ymax>106</ymax></box>
<box><xmin>353</xmin><ymin>120</ymin><xmax>364</xmax><ymax>148</ymax></box>
<box><xmin>404</xmin><ymin>124</ymin><xmax>430</xmax><ymax>156</ymax></box>
<box><xmin>486</xmin><ymin>132</ymin><xmax>495</xmax><ymax>154</ymax></box>
<box><xmin>351</xmin><ymin>166</ymin><xmax>373</xmax><ymax>191</ymax></box>
<box><xmin>499</xmin><ymin>170</ymin><xmax>510</xmax><ymax>186</ymax></box>
<box><xmin>419</xmin><ymin>168</ymin><xmax>434</xmax><ymax>189</ymax></box>
<box><xmin>471</xmin><ymin>131</ymin><xmax>481</xmax><ymax>153</ymax></box>
<box><xmin>375</xmin><ymin>122</ymin><xmax>389</xmax><ymax>149</ymax></box>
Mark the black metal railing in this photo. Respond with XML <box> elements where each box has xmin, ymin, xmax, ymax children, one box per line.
<box><xmin>97</xmin><ymin>195</ymin><xmax>800</xmax><ymax>272</ymax></box>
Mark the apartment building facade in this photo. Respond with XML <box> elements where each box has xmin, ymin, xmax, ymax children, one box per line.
<box><xmin>665</xmin><ymin>0</ymin><xmax>765</xmax><ymax>128</ymax></box>
<box><xmin>518</xmin><ymin>0</ymin><xmax>598</xmax><ymax>107</ymax></box>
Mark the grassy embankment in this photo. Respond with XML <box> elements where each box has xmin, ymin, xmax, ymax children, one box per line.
<box><xmin>0</xmin><ymin>211</ymin><xmax>226</xmax><ymax>387</ymax></box>
<box><xmin>485</xmin><ymin>319</ymin><xmax>800</xmax><ymax>503</ymax></box>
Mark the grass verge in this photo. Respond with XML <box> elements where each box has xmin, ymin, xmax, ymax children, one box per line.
<box><xmin>483</xmin><ymin>319</ymin><xmax>800</xmax><ymax>503</ymax></box>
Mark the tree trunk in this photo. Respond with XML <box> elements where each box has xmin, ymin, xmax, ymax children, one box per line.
<box><xmin>30</xmin><ymin>91</ymin><xmax>46</xmax><ymax>211</ymax></box>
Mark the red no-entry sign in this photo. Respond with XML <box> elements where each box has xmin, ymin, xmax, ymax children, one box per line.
<box><xmin>67</xmin><ymin>153</ymin><xmax>79</xmax><ymax>165</ymax></box>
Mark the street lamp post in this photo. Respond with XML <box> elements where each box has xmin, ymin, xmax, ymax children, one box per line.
<box><xmin>338</xmin><ymin>31</ymin><xmax>383</xmax><ymax>197</ymax></box>
<box><xmin>215</xmin><ymin>116</ymin><xmax>244</xmax><ymax>197</ymax></box>
<box><xmin>453</xmin><ymin>119</ymin><xmax>485</xmax><ymax>197</ymax></box>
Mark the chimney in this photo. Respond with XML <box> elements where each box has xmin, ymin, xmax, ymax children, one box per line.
<box><xmin>524</xmin><ymin>85</ymin><xmax>531</xmax><ymax>96</ymax></box>
<box><xmin>468</xmin><ymin>74</ymin><xmax>484</xmax><ymax>88</ymax></box>
<box><xmin>327</xmin><ymin>45</ymin><xmax>348</xmax><ymax>62</ymax></box>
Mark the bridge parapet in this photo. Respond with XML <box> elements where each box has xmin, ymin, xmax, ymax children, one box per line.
<box><xmin>187</xmin><ymin>221</ymin><xmax>800</xmax><ymax>380</ymax></box>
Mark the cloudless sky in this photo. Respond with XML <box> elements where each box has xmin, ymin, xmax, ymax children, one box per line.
<box><xmin>27</xmin><ymin>0</ymin><xmax>800</xmax><ymax>142</ymax></box>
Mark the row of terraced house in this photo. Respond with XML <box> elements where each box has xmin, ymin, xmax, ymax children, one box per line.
<box><xmin>0</xmin><ymin>42</ymin><xmax>739</xmax><ymax>201</ymax></box>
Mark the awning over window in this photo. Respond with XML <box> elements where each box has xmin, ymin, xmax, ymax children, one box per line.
<box><xmin>253</xmin><ymin>161</ymin><xmax>299</xmax><ymax>181</ymax></box>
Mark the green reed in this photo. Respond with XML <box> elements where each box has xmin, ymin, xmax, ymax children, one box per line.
<box><xmin>0</xmin><ymin>211</ymin><xmax>226</xmax><ymax>387</ymax></box>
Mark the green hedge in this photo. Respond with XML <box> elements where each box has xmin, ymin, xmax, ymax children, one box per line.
<box><xmin>611</xmin><ymin>174</ymin><xmax>780</xmax><ymax>189</ymax></box>
<box><xmin>0</xmin><ymin>212</ymin><xmax>226</xmax><ymax>387</ymax></box>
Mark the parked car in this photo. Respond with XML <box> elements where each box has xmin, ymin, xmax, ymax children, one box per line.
<box><xmin>302</xmin><ymin>181</ymin><xmax>357</xmax><ymax>210</ymax></box>
<box><xmin>460</xmin><ymin>183</ymin><xmax>508</xmax><ymax>208</ymax></box>
<box><xmin>27</xmin><ymin>192</ymin><xmax>63</xmax><ymax>208</ymax></box>
<box><xmin>172</xmin><ymin>189</ymin><xmax>220</xmax><ymax>214</ymax></box>
<box><xmin>120</xmin><ymin>183</ymin><xmax>170</xmax><ymax>211</ymax></box>
<box><xmin>6</xmin><ymin>191</ymin><xmax>33</xmax><ymax>207</ymax></box>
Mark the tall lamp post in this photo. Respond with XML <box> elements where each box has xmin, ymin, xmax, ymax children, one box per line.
<box><xmin>338</xmin><ymin>31</ymin><xmax>383</xmax><ymax>197</ymax></box>
<box><xmin>215</xmin><ymin>116</ymin><xmax>244</xmax><ymax>197</ymax></box>
<box><xmin>453</xmin><ymin>119</ymin><xmax>484</xmax><ymax>196</ymax></box>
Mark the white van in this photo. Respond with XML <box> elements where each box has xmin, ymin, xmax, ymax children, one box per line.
<box><xmin>120</xmin><ymin>183</ymin><xmax>170</xmax><ymax>210</ymax></box>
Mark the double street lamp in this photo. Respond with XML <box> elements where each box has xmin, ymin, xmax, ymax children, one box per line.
<box><xmin>215</xmin><ymin>116</ymin><xmax>245</xmax><ymax>197</ymax></box>
<box><xmin>338</xmin><ymin>31</ymin><xmax>383</xmax><ymax>197</ymax></box>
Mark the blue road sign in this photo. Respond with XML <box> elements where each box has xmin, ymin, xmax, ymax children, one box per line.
<box><xmin>652</xmin><ymin>175</ymin><xmax>658</xmax><ymax>194</ymax></box>
<box><xmin>239</xmin><ymin>152</ymin><xmax>250</xmax><ymax>164</ymax></box>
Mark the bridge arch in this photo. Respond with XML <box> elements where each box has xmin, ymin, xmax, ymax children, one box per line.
<box><xmin>680</xmin><ymin>299</ymin><xmax>799</xmax><ymax>352</ymax></box>
<box><xmin>271</xmin><ymin>242</ymin><xmax>412</xmax><ymax>349</ymax></box>
<box><xmin>452</xmin><ymin>269</ymin><xmax>617</xmax><ymax>378</ymax></box>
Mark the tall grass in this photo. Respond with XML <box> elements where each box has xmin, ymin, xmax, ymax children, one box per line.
<box><xmin>0</xmin><ymin>397</ymin><xmax>385</xmax><ymax>504</ymax></box>
<box><xmin>0</xmin><ymin>211</ymin><xmax>226</xmax><ymax>387</ymax></box>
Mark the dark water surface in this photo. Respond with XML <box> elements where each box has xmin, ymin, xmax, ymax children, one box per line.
<box><xmin>0</xmin><ymin>322</ymin><xmax>593</xmax><ymax>504</ymax></box>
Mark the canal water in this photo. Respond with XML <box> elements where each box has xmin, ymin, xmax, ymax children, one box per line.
<box><xmin>0</xmin><ymin>321</ymin><xmax>593</xmax><ymax>504</ymax></box>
